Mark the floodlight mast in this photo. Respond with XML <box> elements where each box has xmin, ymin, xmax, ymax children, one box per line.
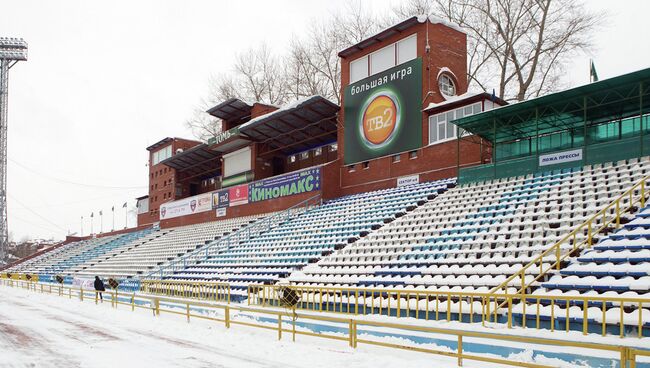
<box><xmin>0</xmin><ymin>37</ymin><xmax>27</xmax><ymax>265</ymax></box>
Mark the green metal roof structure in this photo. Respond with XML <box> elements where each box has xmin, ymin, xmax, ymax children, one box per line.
<box><xmin>453</xmin><ymin>68</ymin><xmax>650</xmax><ymax>143</ymax></box>
<box><xmin>453</xmin><ymin>68</ymin><xmax>650</xmax><ymax>183</ymax></box>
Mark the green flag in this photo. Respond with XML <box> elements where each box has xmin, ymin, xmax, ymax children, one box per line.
<box><xmin>590</xmin><ymin>60</ymin><xmax>599</xmax><ymax>82</ymax></box>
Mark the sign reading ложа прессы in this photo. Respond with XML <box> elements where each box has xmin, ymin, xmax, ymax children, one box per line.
<box><xmin>539</xmin><ymin>148</ymin><xmax>583</xmax><ymax>167</ymax></box>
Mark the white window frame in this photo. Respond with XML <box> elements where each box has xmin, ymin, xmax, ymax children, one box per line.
<box><xmin>438</xmin><ymin>74</ymin><xmax>457</xmax><ymax>97</ymax></box>
<box><xmin>428</xmin><ymin>102</ymin><xmax>482</xmax><ymax>146</ymax></box>
<box><xmin>349</xmin><ymin>34</ymin><xmax>417</xmax><ymax>84</ymax></box>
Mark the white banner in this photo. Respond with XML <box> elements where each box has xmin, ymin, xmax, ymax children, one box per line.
<box><xmin>397</xmin><ymin>174</ymin><xmax>420</xmax><ymax>187</ymax></box>
<box><xmin>72</xmin><ymin>277</ymin><xmax>95</xmax><ymax>289</ymax></box>
<box><xmin>539</xmin><ymin>148</ymin><xmax>583</xmax><ymax>167</ymax></box>
<box><xmin>160</xmin><ymin>192</ymin><xmax>212</xmax><ymax>220</ymax></box>
<box><xmin>216</xmin><ymin>207</ymin><xmax>227</xmax><ymax>217</ymax></box>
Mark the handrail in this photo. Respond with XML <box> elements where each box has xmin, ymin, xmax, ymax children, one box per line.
<box><xmin>248</xmin><ymin>283</ymin><xmax>650</xmax><ymax>338</ymax></box>
<box><xmin>486</xmin><ymin>175</ymin><xmax>650</xmax><ymax>307</ymax></box>
<box><xmin>143</xmin><ymin>194</ymin><xmax>322</xmax><ymax>280</ymax></box>
<box><xmin>4</xmin><ymin>278</ymin><xmax>646</xmax><ymax>368</ymax></box>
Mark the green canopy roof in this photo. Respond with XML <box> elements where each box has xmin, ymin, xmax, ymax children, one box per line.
<box><xmin>453</xmin><ymin>68</ymin><xmax>650</xmax><ymax>143</ymax></box>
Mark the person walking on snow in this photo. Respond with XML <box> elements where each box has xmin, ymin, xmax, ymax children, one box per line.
<box><xmin>94</xmin><ymin>276</ymin><xmax>105</xmax><ymax>301</ymax></box>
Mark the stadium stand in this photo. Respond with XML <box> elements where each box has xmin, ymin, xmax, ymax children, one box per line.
<box><xmin>5</xmin><ymin>236</ymin><xmax>121</xmax><ymax>275</ymax></box>
<box><xmin>291</xmin><ymin>159</ymin><xmax>646</xmax><ymax>289</ymax></box>
<box><xmin>73</xmin><ymin>214</ymin><xmax>267</xmax><ymax>279</ymax></box>
<box><xmin>168</xmin><ymin>179</ymin><xmax>455</xmax><ymax>294</ymax></box>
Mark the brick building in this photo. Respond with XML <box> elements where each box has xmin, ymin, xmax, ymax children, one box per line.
<box><xmin>136</xmin><ymin>16</ymin><xmax>505</xmax><ymax>229</ymax></box>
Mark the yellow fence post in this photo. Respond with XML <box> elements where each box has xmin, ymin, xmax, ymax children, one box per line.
<box><xmin>348</xmin><ymin>319</ymin><xmax>355</xmax><ymax>348</ymax></box>
<box><xmin>80</xmin><ymin>287</ymin><xmax>84</xmax><ymax>302</ymax></box>
<box><xmin>186</xmin><ymin>303</ymin><xmax>190</xmax><ymax>323</ymax></box>
<box><xmin>225</xmin><ymin>306</ymin><xmax>230</xmax><ymax>328</ymax></box>
<box><xmin>458</xmin><ymin>335</ymin><xmax>463</xmax><ymax>367</ymax></box>
<box><xmin>278</xmin><ymin>315</ymin><xmax>282</xmax><ymax>340</ymax></box>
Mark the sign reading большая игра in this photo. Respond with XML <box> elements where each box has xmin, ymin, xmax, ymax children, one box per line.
<box><xmin>343</xmin><ymin>58</ymin><xmax>423</xmax><ymax>164</ymax></box>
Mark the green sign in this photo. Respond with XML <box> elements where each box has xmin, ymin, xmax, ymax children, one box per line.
<box><xmin>343</xmin><ymin>58</ymin><xmax>422</xmax><ymax>164</ymax></box>
<box><xmin>208</xmin><ymin>126</ymin><xmax>240</xmax><ymax>146</ymax></box>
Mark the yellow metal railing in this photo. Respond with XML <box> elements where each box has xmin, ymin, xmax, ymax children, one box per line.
<box><xmin>140</xmin><ymin>279</ymin><xmax>230</xmax><ymax>303</ymax></box>
<box><xmin>4</xmin><ymin>278</ymin><xmax>647</xmax><ymax>368</ymax></box>
<box><xmin>0</xmin><ymin>272</ymin><xmax>38</xmax><ymax>282</ymax></box>
<box><xmin>488</xmin><ymin>175</ymin><xmax>649</xmax><ymax>305</ymax></box>
<box><xmin>248</xmin><ymin>284</ymin><xmax>650</xmax><ymax>338</ymax></box>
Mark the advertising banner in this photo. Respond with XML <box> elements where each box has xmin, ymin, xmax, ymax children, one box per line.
<box><xmin>539</xmin><ymin>148</ymin><xmax>583</xmax><ymax>167</ymax></box>
<box><xmin>229</xmin><ymin>184</ymin><xmax>249</xmax><ymax>206</ymax></box>
<box><xmin>212</xmin><ymin>189</ymin><xmax>230</xmax><ymax>209</ymax></box>
<box><xmin>343</xmin><ymin>58</ymin><xmax>423</xmax><ymax>164</ymax></box>
<box><xmin>159</xmin><ymin>192</ymin><xmax>212</xmax><ymax>220</ymax></box>
<box><xmin>72</xmin><ymin>277</ymin><xmax>95</xmax><ymax>289</ymax></box>
<box><xmin>249</xmin><ymin>168</ymin><xmax>321</xmax><ymax>202</ymax></box>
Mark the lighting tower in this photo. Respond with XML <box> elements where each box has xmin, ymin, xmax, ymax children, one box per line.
<box><xmin>0</xmin><ymin>38</ymin><xmax>27</xmax><ymax>264</ymax></box>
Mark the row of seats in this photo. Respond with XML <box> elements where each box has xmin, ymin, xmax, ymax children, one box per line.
<box><xmin>73</xmin><ymin>214</ymin><xmax>268</xmax><ymax>279</ymax></box>
<box><xmin>168</xmin><ymin>179</ymin><xmax>456</xmax><ymax>293</ymax></box>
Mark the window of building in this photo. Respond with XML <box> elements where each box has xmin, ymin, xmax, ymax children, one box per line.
<box><xmin>314</xmin><ymin>147</ymin><xmax>322</xmax><ymax>156</ymax></box>
<box><xmin>330</xmin><ymin>143</ymin><xmax>338</xmax><ymax>152</ymax></box>
<box><xmin>348</xmin><ymin>165</ymin><xmax>356</xmax><ymax>172</ymax></box>
<box><xmin>152</xmin><ymin>145</ymin><xmax>172</xmax><ymax>166</ymax></box>
<box><xmin>300</xmin><ymin>151</ymin><xmax>309</xmax><ymax>160</ymax></box>
<box><xmin>397</xmin><ymin>35</ymin><xmax>417</xmax><ymax>64</ymax></box>
<box><xmin>350</xmin><ymin>57</ymin><xmax>369</xmax><ymax>84</ymax></box>
<box><xmin>392</xmin><ymin>154</ymin><xmax>401</xmax><ymax>163</ymax></box>
<box><xmin>362</xmin><ymin>161</ymin><xmax>370</xmax><ymax>169</ymax></box>
<box><xmin>349</xmin><ymin>34</ymin><xmax>417</xmax><ymax>83</ymax></box>
<box><xmin>370</xmin><ymin>44</ymin><xmax>394</xmax><ymax>75</ymax></box>
<box><xmin>438</xmin><ymin>74</ymin><xmax>456</xmax><ymax>97</ymax></box>
<box><xmin>288</xmin><ymin>155</ymin><xmax>296</xmax><ymax>163</ymax></box>
<box><xmin>428</xmin><ymin>102</ymin><xmax>482</xmax><ymax>145</ymax></box>
<box><xmin>409</xmin><ymin>150</ymin><xmax>418</xmax><ymax>159</ymax></box>
<box><xmin>223</xmin><ymin>146</ymin><xmax>252</xmax><ymax>177</ymax></box>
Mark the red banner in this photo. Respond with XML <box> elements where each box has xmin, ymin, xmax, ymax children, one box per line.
<box><xmin>229</xmin><ymin>184</ymin><xmax>249</xmax><ymax>206</ymax></box>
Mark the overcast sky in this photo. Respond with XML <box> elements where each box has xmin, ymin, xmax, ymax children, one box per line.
<box><xmin>1</xmin><ymin>0</ymin><xmax>649</xmax><ymax>242</ymax></box>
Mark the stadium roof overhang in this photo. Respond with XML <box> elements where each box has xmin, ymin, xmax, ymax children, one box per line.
<box><xmin>161</xmin><ymin>143</ymin><xmax>221</xmax><ymax>180</ymax></box>
<box><xmin>453</xmin><ymin>68</ymin><xmax>650</xmax><ymax>144</ymax></box>
<box><xmin>238</xmin><ymin>95</ymin><xmax>339</xmax><ymax>156</ymax></box>
<box><xmin>338</xmin><ymin>16</ymin><xmax>421</xmax><ymax>58</ymax></box>
<box><xmin>206</xmin><ymin>98</ymin><xmax>253</xmax><ymax>123</ymax></box>
<box><xmin>146</xmin><ymin>137</ymin><xmax>174</xmax><ymax>152</ymax></box>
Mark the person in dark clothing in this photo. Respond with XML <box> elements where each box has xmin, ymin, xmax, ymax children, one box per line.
<box><xmin>94</xmin><ymin>276</ymin><xmax>105</xmax><ymax>301</ymax></box>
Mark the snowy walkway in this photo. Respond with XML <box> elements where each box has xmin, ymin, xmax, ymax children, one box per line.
<box><xmin>0</xmin><ymin>286</ymin><xmax>479</xmax><ymax>368</ymax></box>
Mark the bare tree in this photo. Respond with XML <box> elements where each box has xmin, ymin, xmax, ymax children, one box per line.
<box><xmin>392</xmin><ymin>0</ymin><xmax>602</xmax><ymax>101</ymax></box>
<box><xmin>287</xmin><ymin>4</ymin><xmax>381</xmax><ymax>105</ymax></box>
<box><xmin>185</xmin><ymin>44</ymin><xmax>287</xmax><ymax>141</ymax></box>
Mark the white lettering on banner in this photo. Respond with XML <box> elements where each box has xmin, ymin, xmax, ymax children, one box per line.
<box><xmin>539</xmin><ymin>149</ymin><xmax>583</xmax><ymax>167</ymax></box>
<box><xmin>216</xmin><ymin>208</ymin><xmax>227</xmax><ymax>217</ymax></box>
<box><xmin>350</xmin><ymin>66</ymin><xmax>413</xmax><ymax>96</ymax></box>
<box><xmin>159</xmin><ymin>192</ymin><xmax>212</xmax><ymax>220</ymax></box>
<box><xmin>397</xmin><ymin>174</ymin><xmax>420</xmax><ymax>187</ymax></box>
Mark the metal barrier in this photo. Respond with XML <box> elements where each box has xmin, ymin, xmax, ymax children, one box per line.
<box><xmin>248</xmin><ymin>284</ymin><xmax>650</xmax><ymax>338</ymax></box>
<box><xmin>4</xmin><ymin>278</ymin><xmax>647</xmax><ymax>368</ymax></box>
<box><xmin>140</xmin><ymin>279</ymin><xmax>230</xmax><ymax>303</ymax></box>
<box><xmin>487</xmin><ymin>175</ymin><xmax>649</xmax><ymax>305</ymax></box>
<box><xmin>144</xmin><ymin>194</ymin><xmax>321</xmax><ymax>280</ymax></box>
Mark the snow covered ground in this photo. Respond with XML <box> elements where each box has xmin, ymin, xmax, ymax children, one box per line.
<box><xmin>0</xmin><ymin>285</ymin><xmax>492</xmax><ymax>368</ymax></box>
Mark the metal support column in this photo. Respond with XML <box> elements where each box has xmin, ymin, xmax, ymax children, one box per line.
<box><xmin>0</xmin><ymin>38</ymin><xmax>28</xmax><ymax>265</ymax></box>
